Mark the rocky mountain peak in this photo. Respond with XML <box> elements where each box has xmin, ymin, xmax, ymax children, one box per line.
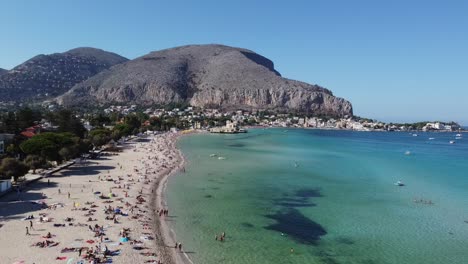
<box><xmin>0</xmin><ymin>48</ymin><xmax>128</xmax><ymax>102</ymax></box>
<box><xmin>58</xmin><ymin>44</ymin><xmax>353</xmax><ymax>117</ymax></box>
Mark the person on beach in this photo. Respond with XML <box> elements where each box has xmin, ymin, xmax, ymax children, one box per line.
<box><xmin>68</xmin><ymin>192</ymin><xmax>70</xmax><ymax>199</ymax></box>
<box><xmin>78</xmin><ymin>247</ymin><xmax>82</xmax><ymax>257</ymax></box>
<box><xmin>178</xmin><ymin>243</ymin><xmax>182</xmax><ymax>251</ymax></box>
<box><xmin>26</xmin><ymin>226</ymin><xmax>30</xmax><ymax>235</ymax></box>
<box><xmin>30</xmin><ymin>220</ymin><xmax>34</xmax><ymax>230</ymax></box>
<box><xmin>175</xmin><ymin>242</ymin><xmax>178</xmax><ymax>249</ymax></box>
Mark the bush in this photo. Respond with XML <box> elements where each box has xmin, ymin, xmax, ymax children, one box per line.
<box><xmin>24</xmin><ymin>155</ymin><xmax>46</xmax><ymax>173</ymax></box>
<box><xmin>0</xmin><ymin>158</ymin><xmax>29</xmax><ymax>181</ymax></box>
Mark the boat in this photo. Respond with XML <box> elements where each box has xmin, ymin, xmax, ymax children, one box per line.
<box><xmin>428</xmin><ymin>137</ymin><xmax>435</xmax><ymax>140</ymax></box>
<box><xmin>209</xmin><ymin>154</ymin><xmax>217</xmax><ymax>157</ymax></box>
<box><xmin>450</xmin><ymin>140</ymin><xmax>455</xmax><ymax>144</ymax></box>
<box><xmin>456</xmin><ymin>133</ymin><xmax>462</xmax><ymax>137</ymax></box>
<box><xmin>218</xmin><ymin>157</ymin><xmax>226</xmax><ymax>160</ymax></box>
<box><xmin>412</xmin><ymin>134</ymin><xmax>418</xmax><ymax>137</ymax></box>
<box><xmin>404</xmin><ymin>151</ymin><xmax>411</xmax><ymax>155</ymax></box>
<box><xmin>395</xmin><ymin>181</ymin><xmax>405</xmax><ymax>186</ymax></box>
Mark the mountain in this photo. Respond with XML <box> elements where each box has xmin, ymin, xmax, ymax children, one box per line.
<box><xmin>59</xmin><ymin>45</ymin><xmax>352</xmax><ymax>116</ymax></box>
<box><xmin>0</xmin><ymin>68</ymin><xmax>7</xmax><ymax>76</ymax></box>
<box><xmin>0</xmin><ymin>48</ymin><xmax>128</xmax><ymax>102</ymax></box>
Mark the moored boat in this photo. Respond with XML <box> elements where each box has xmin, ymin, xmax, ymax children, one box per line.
<box><xmin>395</xmin><ymin>180</ymin><xmax>405</xmax><ymax>186</ymax></box>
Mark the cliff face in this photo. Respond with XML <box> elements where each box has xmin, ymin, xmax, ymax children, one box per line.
<box><xmin>0</xmin><ymin>48</ymin><xmax>128</xmax><ymax>102</ymax></box>
<box><xmin>58</xmin><ymin>44</ymin><xmax>352</xmax><ymax>116</ymax></box>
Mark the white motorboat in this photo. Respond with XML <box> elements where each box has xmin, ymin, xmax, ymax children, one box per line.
<box><xmin>218</xmin><ymin>156</ymin><xmax>226</xmax><ymax>160</ymax></box>
<box><xmin>412</xmin><ymin>134</ymin><xmax>418</xmax><ymax>137</ymax></box>
<box><xmin>209</xmin><ymin>154</ymin><xmax>217</xmax><ymax>157</ymax></box>
<box><xmin>428</xmin><ymin>137</ymin><xmax>435</xmax><ymax>140</ymax></box>
<box><xmin>449</xmin><ymin>140</ymin><xmax>455</xmax><ymax>144</ymax></box>
<box><xmin>395</xmin><ymin>181</ymin><xmax>405</xmax><ymax>186</ymax></box>
<box><xmin>456</xmin><ymin>133</ymin><xmax>462</xmax><ymax>137</ymax></box>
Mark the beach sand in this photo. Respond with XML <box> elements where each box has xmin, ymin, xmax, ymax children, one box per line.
<box><xmin>0</xmin><ymin>132</ymin><xmax>190</xmax><ymax>264</ymax></box>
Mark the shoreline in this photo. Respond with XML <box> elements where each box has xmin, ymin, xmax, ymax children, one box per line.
<box><xmin>147</xmin><ymin>132</ymin><xmax>193</xmax><ymax>264</ymax></box>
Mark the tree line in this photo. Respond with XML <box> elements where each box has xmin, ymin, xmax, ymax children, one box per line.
<box><xmin>0</xmin><ymin>107</ymin><xmax>191</xmax><ymax>181</ymax></box>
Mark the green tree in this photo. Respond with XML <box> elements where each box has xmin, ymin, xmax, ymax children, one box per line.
<box><xmin>6</xmin><ymin>143</ymin><xmax>20</xmax><ymax>156</ymax></box>
<box><xmin>111</xmin><ymin>130</ymin><xmax>122</xmax><ymax>141</ymax></box>
<box><xmin>124</xmin><ymin>114</ymin><xmax>142</xmax><ymax>131</ymax></box>
<box><xmin>89</xmin><ymin>128</ymin><xmax>112</xmax><ymax>146</ymax></box>
<box><xmin>24</xmin><ymin>155</ymin><xmax>46</xmax><ymax>173</ymax></box>
<box><xmin>113</xmin><ymin>123</ymin><xmax>132</xmax><ymax>137</ymax></box>
<box><xmin>58</xmin><ymin>147</ymin><xmax>73</xmax><ymax>161</ymax></box>
<box><xmin>90</xmin><ymin>113</ymin><xmax>111</xmax><ymax>127</ymax></box>
<box><xmin>20</xmin><ymin>132</ymin><xmax>77</xmax><ymax>161</ymax></box>
<box><xmin>16</xmin><ymin>107</ymin><xmax>41</xmax><ymax>131</ymax></box>
<box><xmin>1</xmin><ymin>112</ymin><xmax>19</xmax><ymax>134</ymax></box>
<box><xmin>78</xmin><ymin>139</ymin><xmax>92</xmax><ymax>153</ymax></box>
<box><xmin>149</xmin><ymin>117</ymin><xmax>162</xmax><ymax>130</ymax></box>
<box><xmin>20</xmin><ymin>137</ymin><xmax>57</xmax><ymax>159</ymax></box>
<box><xmin>49</xmin><ymin>110</ymin><xmax>86</xmax><ymax>138</ymax></box>
<box><xmin>0</xmin><ymin>158</ymin><xmax>29</xmax><ymax>181</ymax></box>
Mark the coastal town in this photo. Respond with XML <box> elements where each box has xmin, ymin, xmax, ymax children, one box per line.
<box><xmin>99</xmin><ymin>105</ymin><xmax>464</xmax><ymax>132</ymax></box>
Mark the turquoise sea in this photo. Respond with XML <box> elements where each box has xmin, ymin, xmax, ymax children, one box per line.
<box><xmin>166</xmin><ymin>129</ymin><xmax>468</xmax><ymax>264</ymax></box>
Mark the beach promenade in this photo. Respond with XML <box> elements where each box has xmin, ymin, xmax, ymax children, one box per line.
<box><xmin>0</xmin><ymin>133</ymin><xmax>187</xmax><ymax>264</ymax></box>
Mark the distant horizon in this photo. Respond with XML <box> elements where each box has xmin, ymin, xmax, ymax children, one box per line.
<box><xmin>1</xmin><ymin>0</ymin><xmax>466</xmax><ymax>124</ymax></box>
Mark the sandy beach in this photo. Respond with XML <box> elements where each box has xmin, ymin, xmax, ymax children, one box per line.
<box><xmin>0</xmin><ymin>132</ymin><xmax>190</xmax><ymax>264</ymax></box>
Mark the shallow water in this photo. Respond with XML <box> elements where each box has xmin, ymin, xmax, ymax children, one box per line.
<box><xmin>166</xmin><ymin>129</ymin><xmax>468</xmax><ymax>264</ymax></box>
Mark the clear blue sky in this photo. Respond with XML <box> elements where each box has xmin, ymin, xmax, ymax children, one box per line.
<box><xmin>1</xmin><ymin>0</ymin><xmax>467</xmax><ymax>124</ymax></box>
